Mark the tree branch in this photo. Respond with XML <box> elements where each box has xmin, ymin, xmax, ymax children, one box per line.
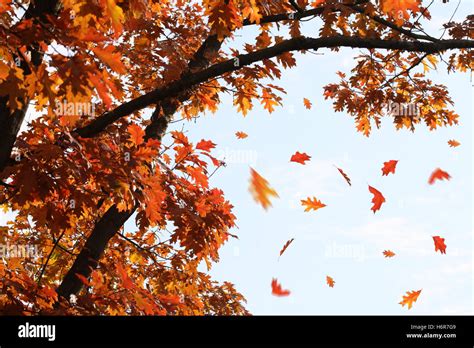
<box><xmin>74</xmin><ymin>35</ymin><xmax>474</xmax><ymax>138</ymax></box>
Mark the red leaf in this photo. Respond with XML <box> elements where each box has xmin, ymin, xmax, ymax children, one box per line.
<box><xmin>368</xmin><ymin>185</ymin><xmax>385</xmax><ymax>213</ymax></box>
<box><xmin>447</xmin><ymin>139</ymin><xmax>460</xmax><ymax>148</ymax></box>
<box><xmin>432</xmin><ymin>236</ymin><xmax>447</xmax><ymax>254</ymax></box>
<box><xmin>303</xmin><ymin>98</ymin><xmax>312</xmax><ymax>109</ymax></box>
<box><xmin>128</xmin><ymin>124</ymin><xmax>145</xmax><ymax>146</ymax></box>
<box><xmin>428</xmin><ymin>168</ymin><xmax>451</xmax><ymax>185</ymax></box>
<box><xmin>290</xmin><ymin>151</ymin><xmax>311</xmax><ymax>165</ymax></box>
<box><xmin>335</xmin><ymin>166</ymin><xmax>351</xmax><ymax>186</ymax></box>
<box><xmin>279</xmin><ymin>238</ymin><xmax>294</xmax><ymax>258</ymax></box>
<box><xmin>381</xmin><ymin>160</ymin><xmax>398</xmax><ymax>176</ymax></box>
<box><xmin>271</xmin><ymin>278</ymin><xmax>290</xmax><ymax>297</ymax></box>
<box><xmin>235</xmin><ymin>131</ymin><xmax>248</xmax><ymax>139</ymax></box>
<box><xmin>383</xmin><ymin>250</ymin><xmax>396</xmax><ymax>258</ymax></box>
<box><xmin>326</xmin><ymin>276</ymin><xmax>335</xmax><ymax>288</ymax></box>
<box><xmin>196</xmin><ymin>139</ymin><xmax>216</xmax><ymax>152</ymax></box>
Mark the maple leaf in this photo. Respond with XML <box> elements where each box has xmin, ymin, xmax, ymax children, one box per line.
<box><xmin>335</xmin><ymin>166</ymin><xmax>351</xmax><ymax>186</ymax></box>
<box><xmin>326</xmin><ymin>276</ymin><xmax>335</xmax><ymax>288</ymax></box>
<box><xmin>290</xmin><ymin>151</ymin><xmax>311</xmax><ymax>165</ymax></box>
<box><xmin>447</xmin><ymin>139</ymin><xmax>460</xmax><ymax>147</ymax></box>
<box><xmin>382</xmin><ymin>160</ymin><xmax>398</xmax><ymax>176</ymax></box>
<box><xmin>303</xmin><ymin>98</ymin><xmax>312</xmax><ymax>109</ymax></box>
<box><xmin>196</xmin><ymin>139</ymin><xmax>216</xmax><ymax>152</ymax></box>
<box><xmin>92</xmin><ymin>46</ymin><xmax>127</xmax><ymax>74</ymax></box>
<box><xmin>301</xmin><ymin>197</ymin><xmax>326</xmax><ymax>212</ymax></box>
<box><xmin>128</xmin><ymin>124</ymin><xmax>145</xmax><ymax>146</ymax></box>
<box><xmin>381</xmin><ymin>0</ymin><xmax>421</xmax><ymax>24</ymax></box>
<box><xmin>399</xmin><ymin>289</ymin><xmax>422</xmax><ymax>310</ymax></box>
<box><xmin>428</xmin><ymin>168</ymin><xmax>451</xmax><ymax>185</ymax></box>
<box><xmin>235</xmin><ymin>131</ymin><xmax>248</xmax><ymax>139</ymax></box>
<box><xmin>279</xmin><ymin>238</ymin><xmax>294</xmax><ymax>258</ymax></box>
<box><xmin>249</xmin><ymin>168</ymin><xmax>279</xmax><ymax>210</ymax></box>
<box><xmin>432</xmin><ymin>236</ymin><xmax>447</xmax><ymax>254</ymax></box>
<box><xmin>383</xmin><ymin>250</ymin><xmax>396</xmax><ymax>258</ymax></box>
<box><xmin>368</xmin><ymin>185</ymin><xmax>386</xmax><ymax>213</ymax></box>
<box><xmin>271</xmin><ymin>278</ymin><xmax>290</xmax><ymax>297</ymax></box>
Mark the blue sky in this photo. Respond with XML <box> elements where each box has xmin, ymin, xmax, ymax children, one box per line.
<box><xmin>169</xmin><ymin>2</ymin><xmax>473</xmax><ymax>314</ymax></box>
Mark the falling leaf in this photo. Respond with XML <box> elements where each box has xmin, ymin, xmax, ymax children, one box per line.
<box><xmin>92</xmin><ymin>46</ymin><xmax>127</xmax><ymax>74</ymax></box>
<box><xmin>382</xmin><ymin>160</ymin><xmax>398</xmax><ymax>176</ymax></box>
<box><xmin>303</xmin><ymin>98</ymin><xmax>312</xmax><ymax>109</ymax></box>
<box><xmin>368</xmin><ymin>185</ymin><xmax>385</xmax><ymax>213</ymax></box>
<box><xmin>196</xmin><ymin>139</ymin><xmax>216</xmax><ymax>152</ymax></box>
<box><xmin>447</xmin><ymin>139</ymin><xmax>460</xmax><ymax>147</ymax></box>
<box><xmin>235</xmin><ymin>131</ymin><xmax>248</xmax><ymax>139</ymax></box>
<box><xmin>335</xmin><ymin>166</ymin><xmax>351</xmax><ymax>186</ymax></box>
<box><xmin>271</xmin><ymin>278</ymin><xmax>290</xmax><ymax>297</ymax></box>
<box><xmin>279</xmin><ymin>238</ymin><xmax>294</xmax><ymax>258</ymax></box>
<box><xmin>326</xmin><ymin>276</ymin><xmax>335</xmax><ymax>287</ymax></box>
<box><xmin>428</xmin><ymin>168</ymin><xmax>451</xmax><ymax>185</ymax></box>
<box><xmin>383</xmin><ymin>250</ymin><xmax>396</xmax><ymax>258</ymax></box>
<box><xmin>127</xmin><ymin>124</ymin><xmax>145</xmax><ymax>146</ymax></box>
<box><xmin>399</xmin><ymin>289</ymin><xmax>422</xmax><ymax>310</ymax></box>
<box><xmin>249</xmin><ymin>168</ymin><xmax>279</xmax><ymax>210</ymax></box>
<box><xmin>290</xmin><ymin>151</ymin><xmax>311</xmax><ymax>165</ymax></box>
<box><xmin>301</xmin><ymin>197</ymin><xmax>326</xmax><ymax>212</ymax></box>
<box><xmin>432</xmin><ymin>236</ymin><xmax>447</xmax><ymax>254</ymax></box>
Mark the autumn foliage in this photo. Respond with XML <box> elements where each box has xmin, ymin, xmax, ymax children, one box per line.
<box><xmin>0</xmin><ymin>0</ymin><xmax>471</xmax><ymax>315</ymax></box>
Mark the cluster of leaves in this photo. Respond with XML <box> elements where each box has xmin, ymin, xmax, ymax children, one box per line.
<box><xmin>0</xmin><ymin>0</ymin><xmax>471</xmax><ymax>315</ymax></box>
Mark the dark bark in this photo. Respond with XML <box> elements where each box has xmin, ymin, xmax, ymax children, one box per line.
<box><xmin>57</xmin><ymin>34</ymin><xmax>224</xmax><ymax>299</ymax></box>
<box><xmin>74</xmin><ymin>35</ymin><xmax>474</xmax><ymax>139</ymax></box>
<box><xmin>56</xmin><ymin>205</ymin><xmax>134</xmax><ymax>297</ymax></box>
<box><xmin>0</xmin><ymin>0</ymin><xmax>60</xmax><ymax>173</ymax></box>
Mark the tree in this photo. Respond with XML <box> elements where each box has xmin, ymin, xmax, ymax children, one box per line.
<box><xmin>0</xmin><ymin>0</ymin><xmax>472</xmax><ymax>315</ymax></box>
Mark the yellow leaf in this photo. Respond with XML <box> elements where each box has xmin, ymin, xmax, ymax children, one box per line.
<box><xmin>249</xmin><ymin>168</ymin><xmax>279</xmax><ymax>210</ymax></box>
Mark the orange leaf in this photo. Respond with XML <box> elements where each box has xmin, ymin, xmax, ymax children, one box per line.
<box><xmin>383</xmin><ymin>250</ymin><xmax>396</xmax><ymax>258</ymax></box>
<box><xmin>368</xmin><ymin>185</ymin><xmax>385</xmax><ymax>213</ymax></box>
<box><xmin>116</xmin><ymin>263</ymin><xmax>135</xmax><ymax>290</ymax></box>
<box><xmin>382</xmin><ymin>160</ymin><xmax>398</xmax><ymax>176</ymax></box>
<box><xmin>428</xmin><ymin>168</ymin><xmax>451</xmax><ymax>185</ymax></box>
<box><xmin>335</xmin><ymin>166</ymin><xmax>351</xmax><ymax>186</ymax></box>
<box><xmin>271</xmin><ymin>278</ymin><xmax>290</xmax><ymax>297</ymax></box>
<box><xmin>301</xmin><ymin>197</ymin><xmax>326</xmax><ymax>212</ymax></box>
<box><xmin>279</xmin><ymin>238</ymin><xmax>294</xmax><ymax>258</ymax></box>
<box><xmin>447</xmin><ymin>139</ymin><xmax>460</xmax><ymax>148</ymax></box>
<box><xmin>235</xmin><ymin>131</ymin><xmax>248</xmax><ymax>139</ymax></box>
<box><xmin>432</xmin><ymin>236</ymin><xmax>447</xmax><ymax>254</ymax></box>
<box><xmin>290</xmin><ymin>151</ymin><xmax>311</xmax><ymax>165</ymax></box>
<box><xmin>92</xmin><ymin>46</ymin><xmax>127</xmax><ymax>74</ymax></box>
<box><xmin>249</xmin><ymin>168</ymin><xmax>279</xmax><ymax>210</ymax></box>
<box><xmin>88</xmin><ymin>73</ymin><xmax>112</xmax><ymax>108</ymax></box>
<box><xmin>326</xmin><ymin>276</ymin><xmax>335</xmax><ymax>288</ymax></box>
<box><xmin>381</xmin><ymin>0</ymin><xmax>421</xmax><ymax>24</ymax></box>
<box><xmin>303</xmin><ymin>98</ymin><xmax>312</xmax><ymax>109</ymax></box>
<box><xmin>196</xmin><ymin>139</ymin><xmax>216</xmax><ymax>152</ymax></box>
<box><xmin>399</xmin><ymin>289</ymin><xmax>422</xmax><ymax>310</ymax></box>
<box><xmin>128</xmin><ymin>124</ymin><xmax>145</xmax><ymax>146</ymax></box>
<box><xmin>104</xmin><ymin>0</ymin><xmax>125</xmax><ymax>36</ymax></box>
